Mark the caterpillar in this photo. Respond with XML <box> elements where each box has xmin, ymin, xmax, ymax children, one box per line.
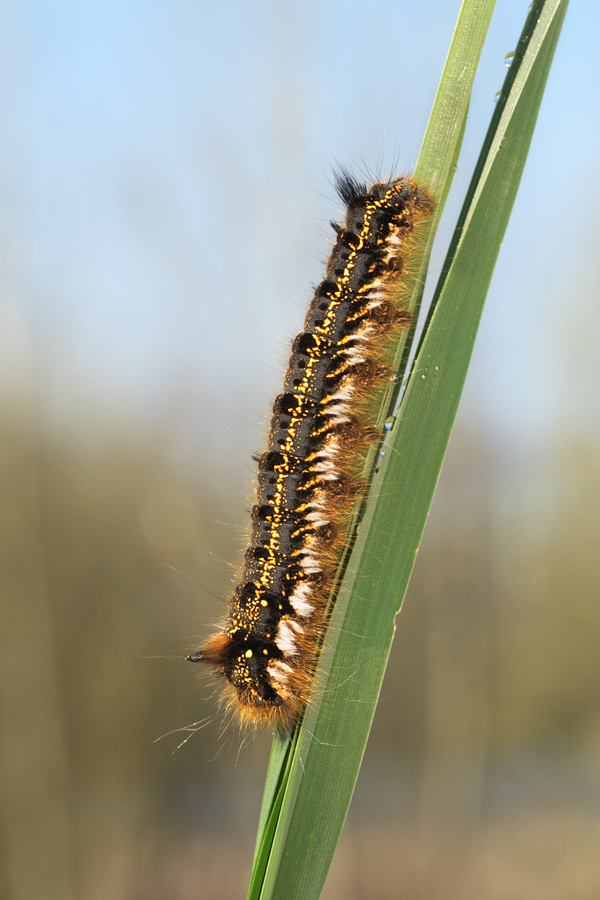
<box><xmin>188</xmin><ymin>172</ymin><xmax>432</xmax><ymax>727</ymax></box>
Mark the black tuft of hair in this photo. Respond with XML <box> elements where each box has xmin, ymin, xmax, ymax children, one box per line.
<box><xmin>334</xmin><ymin>169</ymin><xmax>368</xmax><ymax>208</ymax></box>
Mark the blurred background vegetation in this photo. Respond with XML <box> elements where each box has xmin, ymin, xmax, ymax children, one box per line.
<box><xmin>1</xmin><ymin>1</ymin><xmax>599</xmax><ymax>898</ymax></box>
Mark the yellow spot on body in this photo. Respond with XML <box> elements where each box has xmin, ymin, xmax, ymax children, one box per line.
<box><xmin>261</xmin><ymin>599</ymin><xmax>268</xmax><ymax>607</ymax></box>
<box><xmin>245</xmin><ymin>649</ymin><xmax>253</xmax><ymax>658</ymax></box>
<box><xmin>263</xmin><ymin>649</ymin><xmax>268</xmax><ymax>655</ymax></box>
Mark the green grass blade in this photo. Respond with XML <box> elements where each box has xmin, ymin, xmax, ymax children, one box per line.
<box><xmin>385</xmin><ymin>0</ymin><xmax>499</xmax><ymax>408</ymax></box>
<box><xmin>248</xmin><ymin>1</ymin><xmax>568</xmax><ymax>898</ymax></box>
<box><xmin>247</xmin><ymin>2</ymin><xmax>496</xmax><ymax>898</ymax></box>
<box><xmin>417</xmin><ymin>0</ymin><xmax>567</xmax><ymax>345</ymax></box>
<box><xmin>247</xmin><ymin>730</ymin><xmax>297</xmax><ymax>899</ymax></box>
<box><xmin>251</xmin><ymin>729</ymin><xmax>295</xmax><ymax>864</ymax></box>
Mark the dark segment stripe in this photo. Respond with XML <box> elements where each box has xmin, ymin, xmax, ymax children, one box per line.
<box><xmin>283</xmin><ymin>333</ymin><xmax>334</xmax><ymax>399</ymax></box>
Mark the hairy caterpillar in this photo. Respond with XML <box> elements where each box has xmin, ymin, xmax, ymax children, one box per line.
<box><xmin>188</xmin><ymin>172</ymin><xmax>432</xmax><ymax>726</ymax></box>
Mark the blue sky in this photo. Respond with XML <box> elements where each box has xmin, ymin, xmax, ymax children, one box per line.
<box><xmin>0</xmin><ymin>0</ymin><xmax>598</xmax><ymax>476</ymax></box>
